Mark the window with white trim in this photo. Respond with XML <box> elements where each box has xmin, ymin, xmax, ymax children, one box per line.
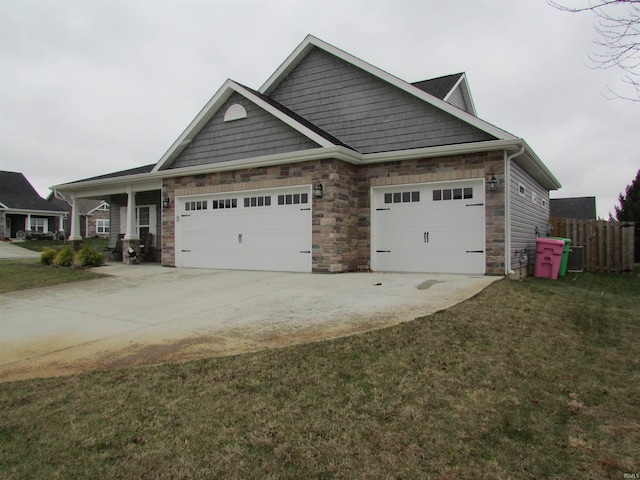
<box><xmin>137</xmin><ymin>207</ymin><xmax>151</xmax><ymax>240</ymax></box>
<box><xmin>30</xmin><ymin>217</ymin><xmax>47</xmax><ymax>233</ymax></box>
<box><xmin>518</xmin><ymin>183</ymin><xmax>526</xmax><ymax>196</ymax></box>
<box><xmin>119</xmin><ymin>205</ymin><xmax>156</xmax><ymax>240</ymax></box>
<box><xmin>96</xmin><ymin>219</ymin><xmax>109</xmax><ymax>234</ymax></box>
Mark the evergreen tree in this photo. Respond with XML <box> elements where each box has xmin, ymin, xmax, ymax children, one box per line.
<box><xmin>614</xmin><ymin>169</ymin><xmax>640</xmax><ymax>261</ymax></box>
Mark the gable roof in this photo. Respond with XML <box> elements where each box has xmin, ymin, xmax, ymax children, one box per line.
<box><xmin>412</xmin><ymin>73</ymin><xmax>477</xmax><ymax>116</ymax></box>
<box><xmin>153</xmin><ymin>80</ymin><xmax>341</xmax><ymax>172</ymax></box>
<box><xmin>412</xmin><ymin>73</ymin><xmax>463</xmax><ymax>99</ymax></box>
<box><xmin>0</xmin><ymin>171</ymin><xmax>65</xmax><ymax>212</ymax></box>
<box><xmin>52</xmin><ymin>35</ymin><xmax>561</xmax><ymax>193</ymax></box>
<box><xmin>47</xmin><ymin>191</ymin><xmax>108</xmax><ymax>215</ymax></box>
<box><xmin>550</xmin><ymin>197</ymin><xmax>597</xmax><ymax>220</ymax></box>
<box><xmin>260</xmin><ymin>35</ymin><xmax>510</xmax><ymax>140</ymax></box>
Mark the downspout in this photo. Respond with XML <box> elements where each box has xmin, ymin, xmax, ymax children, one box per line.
<box><xmin>504</xmin><ymin>144</ymin><xmax>525</xmax><ymax>275</ymax></box>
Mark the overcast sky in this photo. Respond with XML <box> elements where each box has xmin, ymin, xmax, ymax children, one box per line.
<box><xmin>1</xmin><ymin>0</ymin><xmax>638</xmax><ymax>218</ymax></box>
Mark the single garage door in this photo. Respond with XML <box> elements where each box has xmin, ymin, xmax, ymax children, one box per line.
<box><xmin>371</xmin><ymin>180</ymin><xmax>485</xmax><ymax>274</ymax></box>
<box><xmin>177</xmin><ymin>186</ymin><xmax>312</xmax><ymax>272</ymax></box>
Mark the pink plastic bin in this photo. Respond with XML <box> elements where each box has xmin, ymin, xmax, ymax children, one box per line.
<box><xmin>534</xmin><ymin>238</ymin><xmax>565</xmax><ymax>280</ymax></box>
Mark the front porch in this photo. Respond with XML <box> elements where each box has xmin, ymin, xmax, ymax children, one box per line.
<box><xmin>1</xmin><ymin>210</ymin><xmax>66</xmax><ymax>240</ymax></box>
<box><xmin>58</xmin><ymin>172</ymin><xmax>163</xmax><ymax>264</ymax></box>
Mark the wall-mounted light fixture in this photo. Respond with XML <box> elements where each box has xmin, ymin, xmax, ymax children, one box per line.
<box><xmin>313</xmin><ymin>182</ymin><xmax>323</xmax><ymax>198</ymax></box>
<box><xmin>488</xmin><ymin>174</ymin><xmax>498</xmax><ymax>192</ymax></box>
<box><xmin>162</xmin><ymin>196</ymin><xmax>171</xmax><ymax>208</ymax></box>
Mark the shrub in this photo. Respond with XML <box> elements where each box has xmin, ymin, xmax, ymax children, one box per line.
<box><xmin>40</xmin><ymin>247</ymin><xmax>58</xmax><ymax>266</ymax></box>
<box><xmin>52</xmin><ymin>246</ymin><xmax>74</xmax><ymax>267</ymax></box>
<box><xmin>73</xmin><ymin>246</ymin><xmax>105</xmax><ymax>268</ymax></box>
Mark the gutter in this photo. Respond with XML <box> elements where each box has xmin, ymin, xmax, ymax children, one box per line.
<box><xmin>504</xmin><ymin>145</ymin><xmax>525</xmax><ymax>275</ymax></box>
<box><xmin>53</xmin><ymin>139</ymin><xmax>527</xmax><ymax>194</ymax></box>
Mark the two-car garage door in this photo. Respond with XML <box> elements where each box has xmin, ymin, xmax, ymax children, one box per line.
<box><xmin>371</xmin><ymin>180</ymin><xmax>485</xmax><ymax>274</ymax></box>
<box><xmin>177</xmin><ymin>180</ymin><xmax>485</xmax><ymax>274</ymax></box>
<box><xmin>177</xmin><ymin>186</ymin><xmax>312</xmax><ymax>272</ymax></box>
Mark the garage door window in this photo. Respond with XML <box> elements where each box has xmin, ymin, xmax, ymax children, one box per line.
<box><xmin>433</xmin><ymin>188</ymin><xmax>473</xmax><ymax>201</ymax></box>
<box><xmin>185</xmin><ymin>200</ymin><xmax>208</xmax><ymax>211</ymax></box>
<box><xmin>244</xmin><ymin>196</ymin><xmax>272</xmax><ymax>208</ymax></box>
<box><xmin>384</xmin><ymin>191</ymin><xmax>420</xmax><ymax>204</ymax></box>
<box><xmin>277</xmin><ymin>193</ymin><xmax>308</xmax><ymax>205</ymax></box>
<box><xmin>212</xmin><ymin>198</ymin><xmax>237</xmax><ymax>210</ymax></box>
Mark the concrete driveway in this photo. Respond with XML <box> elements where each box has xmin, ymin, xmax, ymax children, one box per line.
<box><xmin>0</xmin><ymin>263</ymin><xmax>499</xmax><ymax>381</ymax></box>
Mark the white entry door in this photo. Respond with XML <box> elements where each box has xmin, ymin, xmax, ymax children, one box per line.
<box><xmin>371</xmin><ymin>180</ymin><xmax>485</xmax><ymax>274</ymax></box>
<box><xmin>177</xmin><ymin>186</ymin><xmax>312</xmax><ymax>272</ymax></box>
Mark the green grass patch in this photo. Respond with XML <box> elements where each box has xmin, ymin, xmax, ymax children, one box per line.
<box><xmin>0</xmin><ymin>259</ymin><xmax>107</xmax><ymax>293</ymax></box>
<box><xmin>0</xmin><ymin>271</ymin><xmax>638</xmax><ymax>478</ymax></box>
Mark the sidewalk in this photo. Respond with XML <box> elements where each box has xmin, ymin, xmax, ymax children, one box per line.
<box><xmin>0</xmin><ymin>241</ymin><xmax>41</xmax><ymax>259</ymax></box>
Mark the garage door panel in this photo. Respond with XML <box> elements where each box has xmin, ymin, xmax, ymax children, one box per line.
<box><xmin>372</xmin><ymin>180</ymin><xmax>485</xmax><ymax>274</ymax></box>
<box><xmin>178</xmin><ymin>187</ymin><xmax>311</xmax><ymax>272</ymax></box>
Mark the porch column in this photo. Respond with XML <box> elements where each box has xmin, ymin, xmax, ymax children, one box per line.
<box><xmin>58</xmin><ymin>215</ymin><xmax>65</xmax><ymax>237</ymax></box>
<box><xmin>123</xmin><ymin>186</ymin><xmax>138</xmax><ymax>241</ymax></box>
<box><xmin>122</xmin><ymin>186</ymin><xmax>142</xmax><ymax>264</ymax></box>
<box><xmin>68</xmin><ymin>194</ymin><xmax>82</xmax><ymax>241</ymax></box>
<box><xmin>26</xmin><ymin>213</ymin><xmax>32</xmax><ymax>234</ymax></box>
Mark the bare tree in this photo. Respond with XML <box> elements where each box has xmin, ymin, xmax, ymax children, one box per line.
<box><xmin>549</xmin><ymin>0</ymin><xmax>640</xmax><ymax>101</ymax></box>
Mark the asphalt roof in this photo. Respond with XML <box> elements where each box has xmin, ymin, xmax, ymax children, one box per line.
<box><xmin>411</xmin><ymin>73</ymin><xmax>464</xmax><ymax>100</ymax></box>
<box><xmin>245</xmin><ymin>85</ymin><xmax>356</xmax><ymax>151</ymax></box>
<box><xmin>550</xmin><ymin>197</ymin><xmax>597</xmax><ymax>220</ymax></box>
<box><xmin>66</xmin><ymin>164</ymin><xmax>156</xmax><ymax>183</ymax></box>
<box><xmin>0</xmin><ymin>171</ymin><xmax>65</xmax><ymax>212</ymax></box>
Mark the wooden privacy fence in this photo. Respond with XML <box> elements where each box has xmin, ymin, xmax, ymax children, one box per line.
<box><xmin>550</xmin><ymin>217</ymin><xmax>635</xmax><ymax>273</ymax></box>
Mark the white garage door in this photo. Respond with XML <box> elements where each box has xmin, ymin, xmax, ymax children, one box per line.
<box><xmin>177</xmin><ymin>186</ymin><xmax>312</xmax><ymax>272</ymax></box>
<box><xmin>371</xmin><ymin>180</ymin><xmax>485</xmax><ymax>274</ymax></box>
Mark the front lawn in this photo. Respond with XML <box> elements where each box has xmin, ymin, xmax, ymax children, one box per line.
<box><xmin>0</xmin><ymin>271</ymin><xmax>638</xmax><ymax>478</ymax></box>
<box><xmin>0</xmin><ymin>259</ymin><xmax>107</xmax><ymax>293</ymax></box>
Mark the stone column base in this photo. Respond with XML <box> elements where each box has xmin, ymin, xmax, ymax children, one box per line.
<box><xmin>69</xmin><ymin>239</ymin><xmax>83</xmax><ymax>252</ymax></box>
<box><xmin>122</xmin><ymin>238</ymin><xmax>141</xmax><ymax>265</ymax></box>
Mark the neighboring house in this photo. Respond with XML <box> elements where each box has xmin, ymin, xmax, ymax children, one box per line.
<box><xmin>47</xmin><ymin>191</ymin><xmax>110</xmax><ymax>238</ymax></box>
<box><xmin>0</xmin><ymin>171</ymin><xmax>67</xmax><ymax>239</ymax></box>
<box><xmin>52</xmin><ymin>35</ymin><xmax>561</xmax><ymax>274</ymax></box>
<box><xmin>550</xmin><ymin>197</ymin><xmax>597</xmax><ymax>220</ymax></box>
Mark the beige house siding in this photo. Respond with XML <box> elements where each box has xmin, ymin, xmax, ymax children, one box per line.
<box><xmin>85</xmin><ymin>208</ymin><xmax>110</xmax><ymax>238</ymax></box>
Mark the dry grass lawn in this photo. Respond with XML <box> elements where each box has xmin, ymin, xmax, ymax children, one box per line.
<box><xmin>1</xmin><ymin>270</ymin><xmax>638</xmax><ymax>479</ymax></box>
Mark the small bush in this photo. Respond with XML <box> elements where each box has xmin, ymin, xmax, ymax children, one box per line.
<box><xmin>40</xmin><ymin>247</ymin><xmax>58</xmax><ymax>266</ymax></box>
<box><xmin>73</xmin><ymin>246</ymin><xmax>105</xmax><ymax>268</ymax></box>
<box><xmin>52</xmin><ymin>246</ymin><xmax>74</xmax><ymax>267</ymax></box>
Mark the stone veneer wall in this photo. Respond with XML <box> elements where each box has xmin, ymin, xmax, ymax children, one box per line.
<box><xmin>162</xmin><ymin>150</ymin><xmax>506</xmax><ymax>274</ymax></box>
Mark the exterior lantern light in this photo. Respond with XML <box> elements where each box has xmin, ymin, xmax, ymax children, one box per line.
<box><xmin>162</xmin><ymin>196</ymin><xmax>171</xmax><ymax>208</ymax></box>
<box><xmin>314</xmin><ymin>182</ymin><xmax>323</xmax><ymax>198</ymax></box>
<box><xmin>488</xmin><ymin>174</ymin><xmax>498</xmax><ymax>192</ymax></box>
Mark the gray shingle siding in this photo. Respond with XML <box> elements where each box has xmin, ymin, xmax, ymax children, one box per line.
<box><xmin>446</xmin><ymin>85</ymin><xmax>467</xmax><ymax>112</ymax></box>
<box><xmin>509</xmin><ymin>161</ymin><xmax>551</xmax><ymax>270</ymax></box>
<box><xmin>167</xmin><ymin>93</ymin><xmax>320</xmax><ymax>170</ymax></box>
<box><xmin>270</xmin><ymin>48</ymin><xmax>494</xmax><ymax>153</ymax></box>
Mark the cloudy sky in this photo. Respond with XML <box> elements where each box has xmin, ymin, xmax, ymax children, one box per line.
<box><xmin>1</xmin><ymin>0</ymin><xmax>638</xmax><ymax>218</ymax></box>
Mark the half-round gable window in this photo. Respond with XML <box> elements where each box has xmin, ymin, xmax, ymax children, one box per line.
<box><xmin>223</xmin><ymin>104</ymin><xmax>247</xmax><ymax>122</ymax></box>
